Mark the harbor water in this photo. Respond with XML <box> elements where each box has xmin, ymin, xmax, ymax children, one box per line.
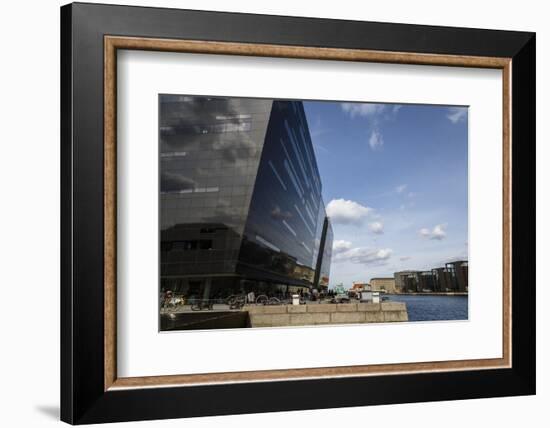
<box><xmin>387</xmin><ymin>294</ymin><xmax>468</xmax><ymax>322</ymax></box>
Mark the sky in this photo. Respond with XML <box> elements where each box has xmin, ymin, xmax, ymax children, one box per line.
<box><xmin>303</xmin><ymin>101</ymin><xmax>468</xmax><ymax>287</ymax></box>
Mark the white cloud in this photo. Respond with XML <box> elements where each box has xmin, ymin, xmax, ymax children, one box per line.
<box><xmin>447</xmin><ymin>107</ymin><xmax>467</xmax><ymax>124</ymax></box>
<box><xmin>432</xmin><ymin>224</ymin><xmax>447</xmax><ymax>240</ymax></box>
<box><xmin>395</xmin><ymin>184</ymin><xmax>407</xmax><ymax>194</ymax></box>
<box><xmin>333</xmin><ymin>240</ymin><xmax>353</xmax><ymax>254</ymax></box>
<box><xmin>341</xmin><ymin>103</ymin><xmax>386</xmax><ymax>118</ymax></box>
<box><xmin>399</xmin><ymin>256</ymin><xmax>412</xmax><ymax>261</ymax></box>
<box><xmin>368</xmin><ymin>221</ymin><xmax>384</xmax><ymax>234</ymax></box>
<box><xmin>340</xmin><ymin>103</ymin><xmax>401</xmax><ymax>152</ymax></box>
<box><xmin>419</xmin><ymin>223</ymin><xmax>447</xmax><ymax>240</ymax></box>
<box><xmin>368</xmin><ymin>130</ymin><xmax>384</xmax><ymax>150</ymax></box>
<box><xmin>326</xmin><ymin>198</ymin><xmax>373</xmax><ymax>225</ymax></box>
<box><xmin>419</xmin><ymin>228</ymin><xmax>431</xmax><ymax>238</ymax></box>
<box><xmin>332</xmin><ymin>239</ymin><xmax>392</xmax><ymax>266</ymax></box>
<box><xmin>334</xmin><ymin>247</ymin><xmax>393</xmax><ymax>266</ymax></box>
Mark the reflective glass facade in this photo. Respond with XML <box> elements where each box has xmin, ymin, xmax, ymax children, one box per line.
<box><xmin>313</xmin><ymin>216</ymin><xmax>333</xmax><ymax>289</ymax></box>
<box><xmin>159</xmin><ymin>95</ymin><xmax>332</xmax><ymax>300</ymax></box>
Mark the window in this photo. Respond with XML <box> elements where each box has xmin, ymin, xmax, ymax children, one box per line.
<box><xmin>169</xmin><ymin>121</ymin><xmax>252</xmax><ymax>135</ymax></box>
<box><xmin>268</xmin><ymin>160</ymin><xmax>287</xmax><ymax>191</ymax></box>
<box><xmin>168</xmin><ymin>239</ymin><xmax>213</xmax><ymax>251</ymax></box>
<box><xmin>193</xmin><ymin>186</ymin><xmax>219</xmax><ymax>193</ymax></box>
<box><xmin>280</xmin><ymin>139</ymin><xmax>304</xmax><ymax>194</ymax></box>
<box><xmin>199</xmin><ymin>240</ymin><xmax>213</xmax><ymax>250</ymax></box>
<box><xmin>215</xmin><ymin>114</ymin><xmax>252</xmax><ymax>120</ymax></box>
<box><xmin>160</xmin><ymin>151</ymin><xmax>187</xmax><ymax>158</ymax></box>
<box><xmin>256</xmin><ymin>235</ymin><xmax>280</xmax><ymax>252</ymax></box>
<box><xmin>294</xmin><ymin>204</ymin><xmax>314</xmax><ymax>236</ymax></box>
<box><xmin>304</xmin><ymin>202</ymin><xmax>316</xmax><ymax>226</ymax></box>
<box><xmin>284</xmin><ymin>120</ymin><xmax>311</xmax><ymax>189</ymax></box>
<box><xmin>173</xmin><ymin>240</ymin><xmax>198</xmax><ymax>250</ymax></box>
<box><xmin>282</xmin><ymin>219</ymin><xmax>297</xmax><ymax>237</ymax></box>
<box><xmin>284</xmin><ymin>159</ymin><xmax>303</xmax><ymax>198</ymax></box>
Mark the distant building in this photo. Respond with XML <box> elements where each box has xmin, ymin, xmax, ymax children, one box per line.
<box><xmin>431</xmin><ymin>267</ymin><xmax>454</xmax><ymax>291</ymax></box>
<box><xmin>351</xmin><ymin>282</ymin><xmax>370</xmax><ymax>292</ymax></box>
<box><xmin>394</xmin><ymin>260</ymin><xmax>468</xmax><ymax>293</ymax></box>
<box><xmin>456</xmin><ymin>261</ymin><xmax>468</xmax><ymax>291</ymax></box>
<box><xmin>370</xmin><ymin>277</ymin><xmax>396</xmax><ymax>293</ymax></box>
<box><xmin>444</xmin><ymin>261</ymin><xmax>468</xmax><ymax>292</ymax></box>
<box><xmin>417</xmin><ymin>271</ymin><xmax>437</xmax><ymax>292</ymax></box>
<box><xmin>394</xmin><ymin>270</ymin><xmax>418</xmax><ymax>293</ymax></box>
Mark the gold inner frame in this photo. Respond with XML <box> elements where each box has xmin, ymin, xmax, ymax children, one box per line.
<box><xmin>104</xmin><ymin>35</ymin><xmax>512</xmax><ymax>391</ymax></box>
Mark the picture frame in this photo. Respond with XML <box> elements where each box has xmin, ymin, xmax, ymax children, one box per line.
<box><xmin>60</xmin><ymin>2</ymin><xmax>535</xmax><ymax>424</ymax></box>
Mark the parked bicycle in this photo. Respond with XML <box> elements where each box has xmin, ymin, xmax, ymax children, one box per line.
<box><xmin>225</xmin><ymin>294</ymin><xmax>247</xmax><ymax>310</ymax></box>
<box><xmin>191</xmin><ymin>300</ymin><xmax>214</xmax><ymax>311</ymax></box>
<box><xmin>255</xmin><ymin>295</ymin><xmax>282</xmax><ymax>306</ymax></box>
<box><xmin>161</xmin><ymin>292</ymin><xmax>185</xmax><ymax>312</ymax></box>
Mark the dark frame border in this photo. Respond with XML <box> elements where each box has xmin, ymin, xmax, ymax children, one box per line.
<box><xmin>61</xmin><ymin>2</ymin><xmax>535</xmax><ymax>424</ymax></box>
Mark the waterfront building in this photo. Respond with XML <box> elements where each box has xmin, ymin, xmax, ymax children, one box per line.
<box><xmin>350</xmin><ymin>282</ymin><xmax>370</xmax><ymax>292</ymax></box>
<box><xmin>444</xmin><ymin>260</ymin><xmax>468</xmax><ymax>292</ymax></box>
<box><xmin>456</xmin><ymin>260</ymin><xmax>468</xmax><ymax>291</ymax></box>
<box><xmin>403</xmin><ymin>272</ymin><xmax>420</xmax><ymax>292</ymax></box>
<box><xmin>160</xmin><ymin>95</ymin><xmax>332</xmax><ymax>300</ymax></box>
<box><xmin>370</xmin><ymin>277</ymin><xmax>396</xmax><ymax>293</ymax></box>
<box><xmin>432</xmin><ymin>267</ymin><xmax>453</xmax><ymax>291</ymax></box>
<box><xmin>394</xmin><ymin>260</ymin><xmax>468</xmax><ymax>293</ymax></box>
<box><xmin>394</xmin><ymin>270</ymin><xmax>418</xmax><ymax>293</ymax></box>
<box><xmin>417</xmin><ymin>271</ymin><xmax>437</xmax><ymax>292</ymax></box>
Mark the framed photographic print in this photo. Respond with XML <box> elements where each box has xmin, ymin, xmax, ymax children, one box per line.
<box><xmin>60</xmin><ymin>2</ymin><xmax>536</xmax><ymax>424</ymax></box>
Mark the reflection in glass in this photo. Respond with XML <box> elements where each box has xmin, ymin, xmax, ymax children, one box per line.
<box><xmin>160</xmin><ymin>95</ymin><xmax>332</xmax><ymax>304</ymax></box>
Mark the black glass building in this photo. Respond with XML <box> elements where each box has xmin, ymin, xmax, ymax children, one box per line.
<box><xmin>159</xmin><ymin>95</ymin><xmax>333</xmax><ymax>301</ymax></box>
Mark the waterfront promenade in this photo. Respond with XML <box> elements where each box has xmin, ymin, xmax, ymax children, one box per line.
<box><xmin>161</xmin><ymin>300</ymin><xmax>408</xmax><ymax>330</ymax></box>
<box><xmin>387</xmin><ymin>292</ymin><xmax>468</xmax><ymax>296</ymax></box>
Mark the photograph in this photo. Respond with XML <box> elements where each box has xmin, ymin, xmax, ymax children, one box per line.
<box><xmin>159</xmin><ymin>95</ymin><xmax>469</xmax><ymax>331</ymax></box>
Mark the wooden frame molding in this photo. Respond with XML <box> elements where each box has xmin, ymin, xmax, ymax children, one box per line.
<box><xmin>104</xmin><ymin>35</ymin><xmax>512</xmax><ymax>391</ymax></box>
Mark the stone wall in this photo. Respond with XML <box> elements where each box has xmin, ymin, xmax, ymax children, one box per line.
<box><xmin>246</xmin><ymin>302</ymin><xmax>407</xmax><ymax>328</ymax></box>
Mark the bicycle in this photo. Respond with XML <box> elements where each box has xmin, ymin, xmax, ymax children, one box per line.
<box><xmin>162</xmin><ymin>296</ymin><xmax>185</xmax><ymax>312</ymax></box>
<box><xmin>255</xmin><ymin>294</ymin><xmax>269</xmax><ymax>305</ymax></box>
<box><xmin>191</xmin><ymin>300</ymin><xmax>214</xmax><ymax>311</ymax></box>
<box><xmin>255</xmin><ymin>295</ymin><xmax>282</xmax><ymax>306</ymax></box>
<box><xmin>225</xmin><ymin>294</ymin><xmax>247</xmax><ymax>310</ymax></box>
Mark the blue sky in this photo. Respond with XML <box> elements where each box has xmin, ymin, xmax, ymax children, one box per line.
<box><xmin>303</xmin><ymin>101</ymin><xmax>468</xmax><ymax>287</ymax></box>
